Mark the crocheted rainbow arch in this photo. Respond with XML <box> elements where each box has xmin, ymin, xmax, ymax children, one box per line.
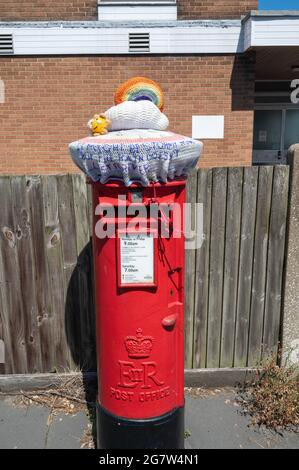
<box><xmin>114</xmin><ymin>77</ymin><xmax>164</xmax><ymax>111</ymax></box>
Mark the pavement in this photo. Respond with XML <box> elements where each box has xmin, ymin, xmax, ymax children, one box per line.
<box><xmin>0</xmin><ymin>389</ymin><xmax>298</xmax><ymax>449</ymax></box>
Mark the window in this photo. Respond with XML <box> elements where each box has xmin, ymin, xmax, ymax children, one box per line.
<box><xmin>284</xmin><ymin>110</ymin><xmax>299</xmax><ymax>150</ymax></box>
<box><xmin>253</xmin><ymin>109</ymin><xmax>299</xmax><ymax>165</ymax></box>
<box><xmin>253</xmin><ymin>81</ymin><xmax>299</xmax><ymax>165</ymax></box>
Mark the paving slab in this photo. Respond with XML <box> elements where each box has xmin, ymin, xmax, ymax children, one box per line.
<box><xmin>185</xmin><ymin>391</ymin><xmax>299</xmax><ymax>450</ymax></box>
<box><xmin>45</xmin><ymin>411</ymin><xmax>90</xmax><ymax>449</ymax></box>
<box><xmin>0</xmin><ymin>391</ymin><xmax>298</xmax><ymax>449</ymax></box>
<box><xmin>0</xmin><ymin>397</ymin><xmax>89</xmax><ymax>449</ymax></box>
<box><xmin>0</xmin><ymin>398</ymin><xmax>49</xmax><ymax>449</ymax></box>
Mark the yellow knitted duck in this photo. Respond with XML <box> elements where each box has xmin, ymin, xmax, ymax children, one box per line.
<box><xmin>88</xmin><ymin>114</ymin><xmax>111</xmax><ymax>136</ymax></box>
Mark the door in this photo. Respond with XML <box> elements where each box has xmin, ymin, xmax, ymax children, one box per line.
<box><xmin>284</xmin><ymin>110</ymin><xmax>299</xmax><ymax>156</ymax></box>
<box><xmin>253</xmin><ymin>108</ymin><xmax>299</xmax><ymax>165</ymax></box>
<box><xmin>253</xmin><ymin>110</ymin><xmax>284</xmax><ymax>164</ymax></box>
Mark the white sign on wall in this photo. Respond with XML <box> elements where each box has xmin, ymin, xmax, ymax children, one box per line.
<box><xmin>192</xmin><ymin>115</ymin><xmax>225</xmax><ymax>139</ymax></box>
<box><xmin>119</xmin><ymin>233</ymin><xmax>154</xmax><ymax>285</ymax></box>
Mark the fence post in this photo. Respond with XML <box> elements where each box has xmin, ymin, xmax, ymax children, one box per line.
<box><xmin>282</xmin><ymin>144</ymin><xmax>299</xmax><ymax>365</ymax></box>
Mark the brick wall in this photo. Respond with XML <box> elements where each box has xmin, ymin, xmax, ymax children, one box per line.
<box><xmin>0</xmin><ymin>1</ymin><xmax>97</xmax><ymax>21</ymax></box>
<box><xmin>178</xmin><ymin>1</ymin><xmax>258</xmax><ymax>19</ymax></box>
<box><xmin>0</xmin><ymin>54</ymin><xmax>255</xmax><ymax>174</ymax></box>
<box><xmin>0</xmin><ymin>1</ymin><xmax>258</xmax><ymax>22</ymax></box>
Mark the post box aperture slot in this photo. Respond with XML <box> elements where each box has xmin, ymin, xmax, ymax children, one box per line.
<box><xmin>117</xmin><ymin>229</ymin><xmax>158</xmax><ymax>288</ymax></box>
<box><xmin>130</xmin><ymin>189</ymin><xmax>143</xmax><ymax>204</ymax></box>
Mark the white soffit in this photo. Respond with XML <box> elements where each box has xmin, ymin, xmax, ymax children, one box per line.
<box><xmin>0</xmin><ymin>21</ymin><xmax>243</xmax><ymax>55</ymax></box>
<box><xmin>243</xmin><ymin>11</ymin><xmax>299</xmax><ymax>49</ymax></box>
<box><xmin>192</xmin><ymin>116</ymin><xmax>225</xmax><ymax>140</ymax></box>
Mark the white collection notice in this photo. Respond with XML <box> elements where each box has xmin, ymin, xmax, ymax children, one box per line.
<box><xmin>120</xmin><ymin>232</ymin><xmax>154</xmax><ymax>285</ymax></box>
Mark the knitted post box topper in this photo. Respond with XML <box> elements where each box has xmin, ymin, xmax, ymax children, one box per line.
<box><xmin>105</xmin><ymin>101</ymin><xmax>169</xmax><ymax>132</ymax></box>
<box><xmin>69</xmin><ymin>129</ymin><xmax>203</xmax><ymax>187</ymax></box>
<box><xmin>114</xmin><ymin>77</ymin><xmax>164</xmax><ymax>111</ymax></box>
<box><xmin>88</xmin><ymin>114</ymin><xmax>111</xmax><ymax>136</ymax></box>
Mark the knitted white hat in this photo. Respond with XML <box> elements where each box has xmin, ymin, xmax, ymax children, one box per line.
<box><xmin>105</xmin><ymin>100</ymin><xmax>169</xmax><ymax>132</ymax></box>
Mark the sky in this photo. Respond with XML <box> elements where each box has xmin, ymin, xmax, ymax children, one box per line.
<box><xmin>259</xmin><ymin>0</ymin><xmax>299</xmax><ymax>8</ymax></box>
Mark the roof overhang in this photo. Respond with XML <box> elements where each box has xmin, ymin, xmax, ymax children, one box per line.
<box><xmin>243</xmin><ymin>10</ymin><xmax>299</xmax><ymax>49</ymax></box>
<box><xmin>0</xmin><ymin>12</ymin><xmax>299</xmax><ymax>56</ymax></box>
<box><xmin>0</xmin><ymin>20</ymin><xmax>243</xmax><ymax>55</ymax></box>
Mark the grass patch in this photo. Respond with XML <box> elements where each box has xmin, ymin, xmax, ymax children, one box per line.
<box><xmin>238</xmin><ymin>358</ymin><xmax>299</xmax><ymax>432</ymax></box>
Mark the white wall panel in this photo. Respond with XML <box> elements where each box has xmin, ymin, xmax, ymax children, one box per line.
<box><xmin>192</xmin><ymin>116</ymin><xmax>225</xmax><ymax>140</ymax></box>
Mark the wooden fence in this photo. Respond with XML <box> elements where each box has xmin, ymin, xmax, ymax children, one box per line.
<box><xmin>0</xmin><ymin>175</ymin><xmax>95</xmax><ymax>374</ymax></box>
<box><xmin>185</xmin><ymin>166</ymin><xmax>289</xmax><ymax>369</ymax></box>
<box><xmin>0</xmin><ymin>166</ymin><xmax>290</xmax><ymax>374</ymax></box>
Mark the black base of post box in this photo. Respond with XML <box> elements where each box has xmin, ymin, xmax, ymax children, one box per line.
<box><xmin>96</xmin><ymin>403</ymin><xmax>185</xmax><ymax>450</ymax></box>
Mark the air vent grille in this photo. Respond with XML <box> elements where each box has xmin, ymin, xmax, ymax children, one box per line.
<box><xmin>129</xmin><ymin>32</ymin><xmax>150</xmax><ymax>53</ymax></box>
<box><xmin>0</xmin><ymin>34</ymin><xmax>14</xmax><ymax>55</ymax></box>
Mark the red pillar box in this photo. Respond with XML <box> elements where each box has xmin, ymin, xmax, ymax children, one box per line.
<box><xmin>92</xmin><ymin>180</ymin><xmax>186</xmax><ymax>449</ymax></box>
<box><xmin>69</xmin><ymin>77</ymin><xmax>203</xmax><ymax>448</ymax></box>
